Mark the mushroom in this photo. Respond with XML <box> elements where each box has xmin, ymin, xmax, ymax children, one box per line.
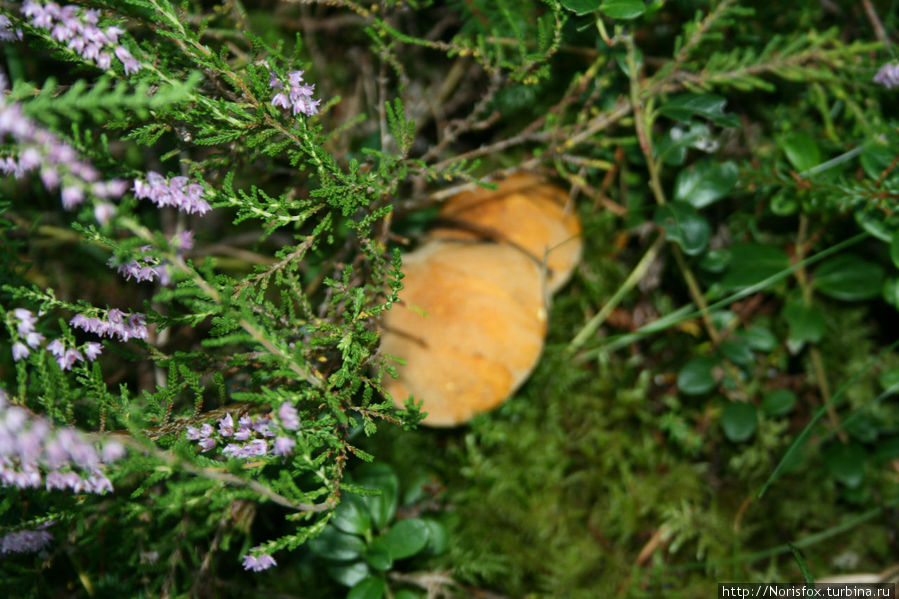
<box><xmin>380</xmin><ymin>173</ymin><xmax>581</xmax><ymax>427</ymax></box>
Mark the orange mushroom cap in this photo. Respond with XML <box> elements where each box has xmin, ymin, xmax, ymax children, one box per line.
<box><xmin>431</xmin><ymin>172</ymin><xmax>582</xmax><ymax>294</ymax></box>
<box><xmin>380</xmin><ymin>172</ymin><xmax>582</xmax><ymax>427</ymax></box>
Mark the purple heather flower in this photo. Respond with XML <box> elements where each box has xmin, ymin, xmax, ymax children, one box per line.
<box><xmin>21</xmin><ymin>2</ymin><xmax>142</xmax><ymax>75</ymax></box>
<box><xmin>874</xmin><ymin>62</ymin><xmax>899</xmax><ymax>89</ymax></box>
<box><xmin>246</xmin><ymin>439</ymin><xmax>268</xmax><ymax>456</ymax></box>
<box><xmin>269</xmin><ymin>70</ymin><xmax>321</xmax><ymax>117</ymax></box>
<box><xmin>83</xmin><ymin>342</ymin><xmax>102</xmax><ymax>361</ymax></box>
<box><xmin>185</xmin><ymin>426</ymin><xmax>202</xmax><ymax>441</ymax></box>
<box><xmin>278</xmin><ymin>403</ymin><xmax>299</xmax><ymax>430</ymax></box>
<box><xmin>218</xmin><ymin>413</ymin><xmax>234</xmax><ymax>437</ymax></box>
<box><xmin>0</xmin><ymin>15</ymin><xmax>23</xmax><ymax>41</ymax></box>
<box><xmin>133</xmin><ymin>171</ymin><xmax>211</xmax><ymax>216</ymax></box>
<box><xmin>198</xmin><ymin>437</ymin><xmax>216</xmax><ymax>452</ymax></box>
<box><xmin>12</xmin><ymin>342</ymin><xmax>30</xmax><ymax>361</ymax></box>
<box><xmin>222</xmin><ymin>443</ymin><xmax>248</xmax><ymax>459</ymax></box>
<box><xmin>24</xmin><ymin>331</ymin><xmax>45</xmax><ymax>349</ymax></box>
<box><xmin>100</xmin><ymin>440</ymin><xmax>124</xmax><ymax>462</ymax></box>
<box><xmin>0</xmin><ymin>529</ymin><xmax>53</xmax><ymax>555</ymax></box>
<box><xmin>94</xmin><ymin>202</ymin><xmax>116</xmax><ymax>224</ymax></box>
<box><xmin>272</xmin><ymin>436</ymin><xmax>295</xmax><ymax>456</ymax></box>
<box><xmin>56</xmin><ymin>348</ymin><xmax>84</xmax><ymax>371</ymax></box>
<box><xmin>242</xmin><ymin>553</ymin><xmax>277</xmax><ymax>572</ymax></box>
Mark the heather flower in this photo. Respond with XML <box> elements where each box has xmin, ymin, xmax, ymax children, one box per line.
<box><xmin>874</xmin><ymin>62</ymin><xmax>899</xmax><ymax>89</ymax></box>
<box><xmin>242</xmin><ymin>552</ymin><xmax>277</xmax><ymax>572</ymax></box>
<box><xmin>70</xmin><ymin>310</ymin><xmax>149</xmax><ymax>343</ymax></box>
<box><xmin>0</xmin><ymin>73</ymin><xmax>126</xmax><ymax>219</ymax></box>
<box><xmin>24</xmin><ymin>331</ymin><xmax>45</xmax><ymax>349</ymax></box>
<box><xmin>12</xmin><ymin>342</ymin><xmax>30</xmax><ymax>362</ymax></box>
<box><xmin>198</xmin><ymin>437</ymin><xmax>216</xmax><ymax>452</ymax></box>
<box><xmin>46</xmin><ymin>338</ymin><xmax>65</xmax><ymax>357</ymax></box>
<box><xmin>133</xmin><ymin>172</ymin><xmax>211</xmax><ymax>215</ymax></box>
<box><xmin>269</xmin><ymin>70</ymin><xmax>321</xmax><ymax>117</ymax></box>
<box><xmin>0</xmin><ymin>398</ymin><xmax>123</xmax><ymax>494</ymax></box>
<box><xmin>218</xmin><ymin>413</ymin><xmax>234</xmax><ymax>437</ymax></box>
<box><xmin>0</xmin><ymin>14</ymin><xmax>23</xmax><ymax>41</ymax></box>
<box><xmin>272</xmin><ymin>437</ymin><xmax>295</xmax><ymax>456</ymax></box>
<box><xmin>20</xmin><ymin>2</ymin><xmax>142</xmax><ymax>75</ymax></box>
<box><xmin>57</xmin><ymin>348</ymin><xmax>84</xmax><ymax>371</ymax></box>
<box><xmin>83</xmin><ymin>342</ymin><xmax>102</xmax><ymax>361</ymax></box>
<box><xmin>0</xmin><ymin>529</ymin><xmax>53</xmax><ymax>555</ymax></box>
<box><xmin>278</xmin><ymin>402</ymin><xmax>299</xmax><ymax>430</ymax></box>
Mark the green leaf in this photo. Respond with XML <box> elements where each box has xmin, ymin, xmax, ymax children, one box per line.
<box><xmin>745</xmin><ymin>326</ymin><xmax>777</xmax><ymax>352</ymax></box>
<box><xmin>599</xmin><ymin>0</ymin><xmax>645</xmax><ymax>19</ymax></box>
<box><xmin>393</xmin><ymin>592</ymin><xmax>420</xmax><ymax>599</ymax></box>
<box><xmin>719</xmin><ymin>337</ymin><xmax>753</xmax><ymax>368</ymax></box>
<box><xmin>879</xmin><ymin>367</ymin><xmax>899</xmax><ymax>393</ymax></box>
<box><xmin>854</xmin><ymin>211</ymin><xmax>894</xmax><ymax>242</ymax></box>
<box><xmin>783</xmin><ymin>301</ymin><xmax>826</xmax><ymax>344</ymax></box>
<box><xmin>770</xmin><ymin>191</ymin><xmax>798</xmax><ymax>216</ymax></box>
<box><xmin>333</xmin><ymin>494</ymin><xmax>373</xmax><ymax>536</ymax></box>
<box><xmin>721</xmin><ymin>243</ymin><xmax>790</xmax><ymax>289</ymax></box>
<box><xmin>761</xmin><ymin>389</ymin><xmax>797</xmax><ymax>417</ymax></box>
<box><xmin>780</xmin><ymin>132</ymin><xmax>822</xmax><ymax>173</ymax></box>
<box><xmin>891</xmin><ymin>233</ymin><xmax>899</xmax><ymax>269</ymax></box>
<box><xmin>699</xmin><ymin>249</ymin><xmax>730</xmax><ymax>273</ymax></box>
<box><xmin>883</xmin><ymin>277</ymin><xmax>899</xmax><ymax>308</ymax></box>
<box><xmin>355</xmin><ymin>464</ymin><xmax>399</xmax><ymax>531</ymax></box>
<box><xmin>380</xmin><ymin>518</ymin><xmax>430</xmax><ymax>560</ymax></box>
<box><xmin>677</xmin><ymin>356</ymin><xmax>717</xmax><ymax>395</ymax></box>
<box><xmin>813</xmin><ymin>255</ymin><xmax>885</xmax><ymax>301</ymax></box>
<box><xmin>363</xmin><ymin>540</ymin><xmax>394</xmax><ymax>572</ymax></box>
<box><xmin>328</xmin><ymin>561</ymin><xmax>370</xmax><ymax>587</ymax></box>
<box><xmin>860</xmin><ymin>142</ymin><xmax>898</xmax><ymax>181</ymax></box>
<box><xmin>348</xmin><ymin>576</ymin><xmax>386</xmax><ymax>599</ymax></box>
<box><xmin>654</xmin><ymin>203</ymin><xmax>710</xmax><ymax>255</ymax></box>
<box><xmin>560</xmin><ymin>0</ymin><xmax>601</xmax><ymax>14</ymax></box>
<box><xmin>823</xmin><ymin>442</ymin><xmax>866</xmax><ymax>488</ymax></box>
<box><xmin>422</xmin><ymin>519</ymin><xmax>449</xmax><ymax>556</ymax></box>
<box><xmin>658</xmin><ymin>94</ymin><xmax>739</xmax><ymax>127</ymax></box>
<box><xmin>720</xmin><ymin>401</ymin><xmax>757</xmax><ymax>442</ymax></box>
<box><xmin>673</xmin><ymin>160</ymin><xmax>738</xmax><ymax>208</ymax></box>
<box><xmin>845</xmin><ymin>413</ymin><xmax>879</xmax><ymax>444</ymax></box>
<box><xmin>308</xmin><ymin>526</ymin><xmax>365</xmax><ymax>561</ymax></box>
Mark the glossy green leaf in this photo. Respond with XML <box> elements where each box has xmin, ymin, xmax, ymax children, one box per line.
<box><xmin>677</xmin><ymin>356</ymin><xmax>717</xmax><ymax>395</ymax></box>
<box><xmin>363</xmin><ymin>540</ymin><xmax>393</xmax><ymax>572</ymax></box>
<box><xmin>783</xmin><ymin>301</ymin><xmax>826</xmax><ymax>344</ymax></box>
<box><xmin>854</xmin><ymin>211</ymin><xmax>894</xmax><ymax>242</ymax></box>
<box><xmin>381</xmin><ymin>518</ymin><xmax>430</xmax><ymax>560</ymax></box>
<box><xmin>780</xmin><ymin>132</ymin><xmax>822</xmax><ymax>173</ymax></box>
<box><xmin>309</xmin><ymin>526</ymin><xmax>365</xmax><ymax>561</ymax></box>
<box><xmin>654</xmin><ymin>203</ymin><xmax>710</xmax><ymax>255</ymax></box>
<box><xmin>356</xmin><ymin>464</ymin><xmax>399</xmax><ymax>531</ymax></box>
<box><xmin>333</xmin><ymin>494</ymin><xmax>372</xmax><ymax>536</ymax></box>
<box><xmin>813</xmin><ymin>255</ymin><xmax>885</xmax><ymax>301</ymax></box>
<box><xmin>348</xmin><ymin>576</ymin><xmax>386</xmax><ymax>599</ymax></box>
<box><xmin>658</xmin><ymin>94</ymin><xmax>739</xmax><ymax>127</ymax></box>
<box><xmin>422</xmin><ymin>519</ymin><xmax>449</xmax><ymax>556</ymax></box>
<box><xmin>699</xmin><ymin>249</ymin><xmax>730</xmax><ymax>273</ymax></box>
<box><xmin>673</xmin><ymin>159</ymin><xmax>738</xmax><ymax>209</ymax></box>
<box><xmin>823</xmin><ymin>442</ymin><xmax>866</xmax><ymax>488</ymax></box>
<box><xmin>745</xmin><ymin>326</ymin><xmax>777</xmax><ymax>352</ymax></box>
<box><xmin>599</xmin><ymin>0</ymin><xmax>644</xmax><ymax>19</ymax></box>
<box><xmin>883</xmin><ymin>277</ymin><xmax>899</xmax><ymax>308</ymax></box>
<box><xmin>761</xmin><ymin>389</ymin><xmax>797</xmax><ymax>417</ymax></box>
<box><xmin>720</xmin><ymin>337</ymin><xmax>753</xmax><ymax>367</ymax></box>
<box><xmin>720</xmin><ymin>401</ymin><xmax>757</xmax><ymax>442</ymax></box>
<box><xmin>560</xmin><ymin>0</ymin><xmax>601</xmax><ymax>14</ymax></box>
<box><xmin>328</xmin><ymin>561</ymin><xmax>370</xmax><ymax>587</ymax></box>
<box><xmin>879</xmin><ymin>367</ymin><xmax>899</xmax><ymax>393</ymax></box>
<box><xmin>721</xmin><ymin>243</ymin><xmax>790</xmax><ymax>289</ymax></box>
<box><xmin>860</xmin><ymin>143</ymin><xmax>898</xmax><ymax>181</ymax></box>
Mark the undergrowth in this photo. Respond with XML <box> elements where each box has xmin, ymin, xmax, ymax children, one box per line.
<box><xmin>1</xmin><ymin>0</ymin><xmax>898</xmax><ymax>597</ymax></box>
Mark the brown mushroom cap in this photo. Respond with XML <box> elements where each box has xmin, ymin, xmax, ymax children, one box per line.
<box><xmin>431</xmin><ymin>172</ymin><xmax>582</xmax><ymax>294</ymax></box>
<box><xmin>380</xmin><ymin>172</ymin><xmax>582</xmax><ymax>427</ymax></box>
<box><xmin>380</xmin><ymin>240</ymin><xmax>546</xmax><ymax>427</ymax></box>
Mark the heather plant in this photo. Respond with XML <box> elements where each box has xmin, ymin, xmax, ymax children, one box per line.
<box><xmin>1</xmin><ymin>0</ymin><xmax>898</xmax><ymax>597</ymax></box>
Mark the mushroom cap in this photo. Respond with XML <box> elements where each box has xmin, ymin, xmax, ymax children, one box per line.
<box><xmin>380</xmin><ymin>240</ymin><xmax>547</xmax><ymax>427</ymax></box>
<box><xmin>431</xmin><ymin>172</ymin><xmax>582</xmax><ymax>294</ymax></box>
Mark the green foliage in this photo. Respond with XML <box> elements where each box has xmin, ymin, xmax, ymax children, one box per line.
<box><xmin>1</xmin><ymin>0</ymin><xmax>898</xmax><ymax>596</ymax></box>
